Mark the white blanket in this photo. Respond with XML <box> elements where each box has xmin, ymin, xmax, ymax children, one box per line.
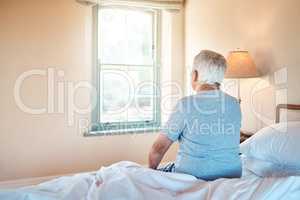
<box><xmin>1</xmin><ymin>161</ymin><xmax>300</xmax><ymax>200</ymax></box>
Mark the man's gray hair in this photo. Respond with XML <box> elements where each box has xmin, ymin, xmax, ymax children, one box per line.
<box><xmin>193</xmin><ymin>50</ymin><xmax>227</xmax><ymax>84</ymax></box>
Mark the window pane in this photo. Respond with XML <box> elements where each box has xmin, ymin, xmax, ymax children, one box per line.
<box><xmin>128</xmin><ymin>69</ymin><xmax>154</xmax><ymax>122</ymax></box>
<box><xmin>99</xmin><ymin>8</ymin><xmax>154</xmax><ymax>65</ymax></box>
<box><xmin>100</xmin><ymin>66</ymin><xmax>155</xmax><ymax>123</ymax></box>
<box><xmin>128</xmin><ymin>97</ymin><xmax>154</xmax><ymax>122</ymax></box>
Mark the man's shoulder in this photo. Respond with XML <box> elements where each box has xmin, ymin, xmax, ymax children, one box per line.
<box><xmin>222</xmin><ymin>92</ymin><xmax>240</xmax><ymax>104</ymax></box>
<box><xmin>178</xmin><ymin>92</ymin><xmax>240</xmax><ymax>113</ymax></box>
<box><xmin>178</xmin><ymin>95</ymin><xmax>192</xmax><ymax>102</ymax></box>
<box><xmin>176</xmin><ymin>95</ymin><xmax>196</xmax><ymax>106</ymax></box>
<box><xmin>179</xmin><ymin>91</ymin><xmax>239</xmax><ymax>103</ymax></box>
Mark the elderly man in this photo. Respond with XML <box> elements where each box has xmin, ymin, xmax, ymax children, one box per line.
<box><xmin>148</xmin><ymin>50</ymin><xmax>242</xmax><ymax>181</ymax></box>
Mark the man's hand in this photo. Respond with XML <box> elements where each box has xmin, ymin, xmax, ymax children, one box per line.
<box><xmin>148</xmin><ymin>133</ymin><xmax>173</xmax><ymax>170</ymax></box>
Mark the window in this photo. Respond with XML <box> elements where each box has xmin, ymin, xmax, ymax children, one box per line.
<box><xmin>90</xmin><ymin>5</ymin><xmax>161</xmax><ymax>135</ymax></box>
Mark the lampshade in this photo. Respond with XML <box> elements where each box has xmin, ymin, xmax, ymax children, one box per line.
<box><xmin>225</xmin><ymin>51</ymin><xmax>259</xmax><ymax>78</ymax></box>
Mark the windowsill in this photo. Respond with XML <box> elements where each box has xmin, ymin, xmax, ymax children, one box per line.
<box><xmin>84</xmin><ymin>127</ymin><xmax>161</xmax><ymax>137</ymax></box>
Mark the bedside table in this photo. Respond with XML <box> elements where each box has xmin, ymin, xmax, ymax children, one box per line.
<box><xmin>240</xmin><ymin>131</ymin><xmax>254</xmax><ymax>143</ymax></box>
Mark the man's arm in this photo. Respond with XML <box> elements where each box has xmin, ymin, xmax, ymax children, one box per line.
<box><xmin>148</xmin><ymin>133</ymin><xmax>173</xmax><ymax>170</ymax></box>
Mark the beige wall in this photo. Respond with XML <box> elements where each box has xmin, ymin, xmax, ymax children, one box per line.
<box><xmin>0</xmin><ymin>0</ymin><xmax>184</xmax><ymax>181</ymax></box>
<box><xmin>185</xmin><ymin>0</ymin><xmax>300</xmax><ymax>131</ymax></box>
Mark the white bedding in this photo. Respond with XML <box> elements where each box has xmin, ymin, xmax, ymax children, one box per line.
<box><xmin>1</xmin><ymin>161</ymin><xmax>300</xmax><ymax>200</ymax></box>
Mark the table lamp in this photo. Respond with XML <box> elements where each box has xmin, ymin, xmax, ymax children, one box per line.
<box><xmin>225</xmin><ymin>50</ymin><xmax>260</xmax><ymax>103</ymax></box>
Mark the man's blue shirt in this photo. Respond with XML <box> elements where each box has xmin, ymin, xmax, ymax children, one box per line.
<box><xmin>162</xmin><ymin>90</ymin><xmax>242</xmax><ymax>181</ymax></box>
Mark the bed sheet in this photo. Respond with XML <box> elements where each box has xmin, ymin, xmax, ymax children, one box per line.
<box><xmin>1</xmin><ymin>161</ymin><xmax>300</xmax><ymax>200</ymax></box>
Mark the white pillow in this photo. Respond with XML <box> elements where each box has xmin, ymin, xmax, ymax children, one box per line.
<box><xmin>241</xmin><ymin>122</ymin><xmax>300</xmax><ymax>177</ymax></box>
<box><xmin>242</xmin><ymin>156</ymin><xmax>300</xmax><ymax>177</ymax></box>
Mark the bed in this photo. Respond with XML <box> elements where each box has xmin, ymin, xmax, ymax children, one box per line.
<box><xmin>1</xmin><ymin>104</ymin><xmax>300</xmax><ymax>200</ymax></box>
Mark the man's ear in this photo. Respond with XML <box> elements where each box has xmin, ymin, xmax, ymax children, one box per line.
<box><xmin>191</xmin><ymin>70</ymin><xmax>199</xmax><ymax>91</ymax></box>
<box><xmin>192</xmin><ymin>70</ymin><xmax>198</xmax><ymax>82</ymax></box>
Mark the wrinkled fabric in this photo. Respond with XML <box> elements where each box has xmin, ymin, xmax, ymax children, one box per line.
<box><xmin>1</xmin><ymin>161</ymin><xmax>300</xmax><ymax>200</ymax></box>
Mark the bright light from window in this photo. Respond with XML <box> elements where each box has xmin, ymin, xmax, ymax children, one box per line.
<box><xmin>97</xmin><ymin>7</ymin><xmax>160</xmax><ymax>127</ymax></box>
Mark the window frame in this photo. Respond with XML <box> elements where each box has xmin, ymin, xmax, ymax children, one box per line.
<box><xmin>88</xmin><ymin>4</ymin><xmax>162</xmax><ymax>136</ymax></box>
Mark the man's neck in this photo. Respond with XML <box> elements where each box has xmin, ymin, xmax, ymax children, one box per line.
<box><xmin>195</xmin><ymin>83</ymin><xmax>220</xmax><ymax>93</ymax></box>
